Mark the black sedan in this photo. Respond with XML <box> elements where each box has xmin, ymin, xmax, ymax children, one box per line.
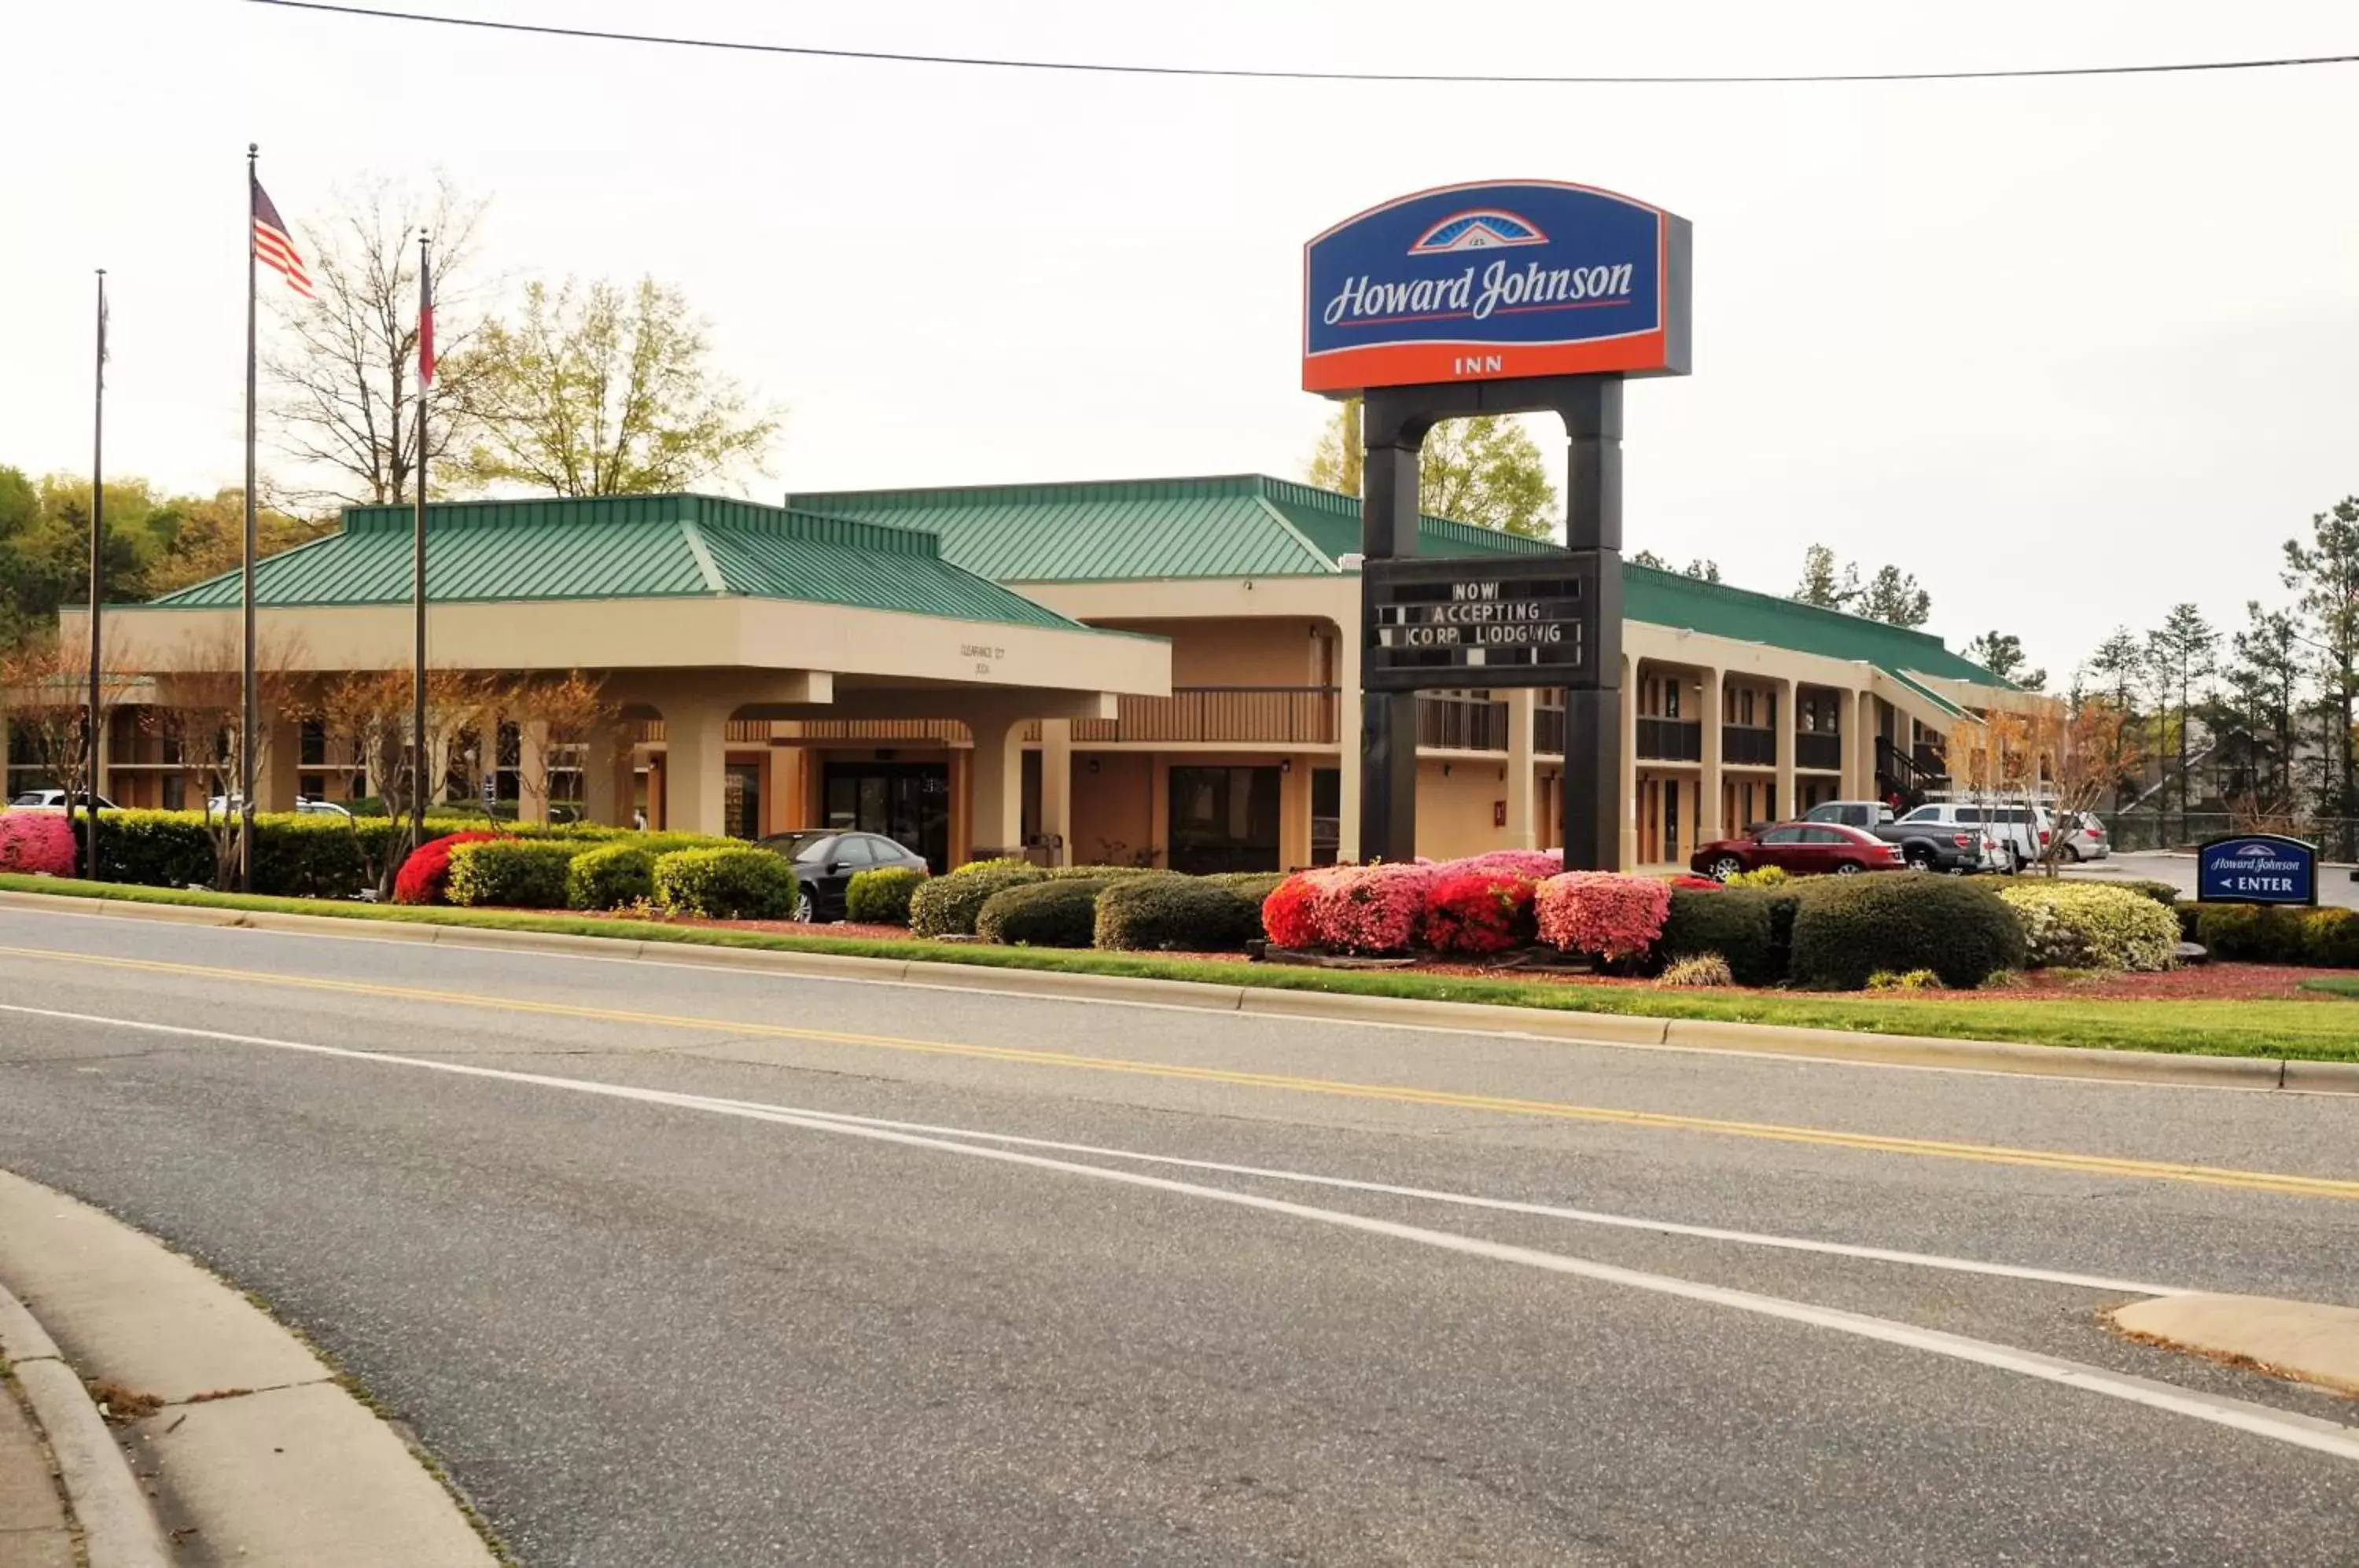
<box><xmin>754</xmin><ymin>830</ymin><xmax>930</xmax><ymax>922</ymax></box>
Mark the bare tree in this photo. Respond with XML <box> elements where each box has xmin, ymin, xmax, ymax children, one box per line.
<box><xmin>314</xmin><ymin>668</ymin><xmax>419</xmax><ymax>896</ymax></box>
<box><xmin>0</xmin><ymin>631</ymin><xmax>142</xmax><ymax>804</ymax></box>
<box><xmin>262</xmin><ymin>174</ymin><xmax>491</xmax><ymax>509</ymax></box>
<box><xmin>147</xmin><ymin>630</ymin><xmax>307</xmax><ymax>888</ymax></box>
<box><xmin>508</xmin><ymin>671</ymin><xmax>616</xmax><ymax>821</ymax></box>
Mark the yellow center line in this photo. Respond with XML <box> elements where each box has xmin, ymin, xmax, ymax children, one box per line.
<box><xmin>8</xmin><ymin>943</ymin><xmax>2357</xmax><ymax>1202</ymax></box>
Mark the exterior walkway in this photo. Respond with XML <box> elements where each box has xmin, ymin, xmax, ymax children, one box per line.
<box><xmin>0</xmin><ymin>1372</ymin><xmax>75</xmax><ymax>1568</ymax></box>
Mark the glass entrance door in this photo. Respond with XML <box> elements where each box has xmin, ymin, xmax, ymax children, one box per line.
<box><xmin>1168</xmin><ymin>765</ymin><xmax>1282</xmax><ymax>874</ymax></box>
<box><xmin>723</xmin><ymin>762</ymin><xmax>764</xmax><ymax>841</ymax></box>
<box><xmin>824</xmin><ymin>762</ymin><xmax>952</xmax><ymax>871</ymax></box>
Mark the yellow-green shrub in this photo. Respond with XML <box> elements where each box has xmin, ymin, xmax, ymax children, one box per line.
<box><xmin>1997</xmin><ymin>882</ymin><xmax>2177</xmax><ymax>971</ymax></box>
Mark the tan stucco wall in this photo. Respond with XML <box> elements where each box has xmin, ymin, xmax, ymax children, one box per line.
<box><xmin>1084</xmin><ymin>617</ymin><xmax>1327</xmax><ymax>686</ymax></box>
<box><xmin>1072</xmin><ymin>752</ymin><xmax>1154</xmax><ymax>867</ymax></box>
<box><xmin>1415</xmin><ymin>757</ymin><xmax>1516</xmax><ymax>863</ymax></box>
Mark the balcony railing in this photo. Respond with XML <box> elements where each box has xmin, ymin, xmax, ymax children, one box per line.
<box><xmin>1073</xmin><ymin>686</ymin><xmax>1339</xmax><ymax>745</ymax></box>
<box><xmin>1416</xmin><ymin>693</ymin><xmax>1507</xmax><ymax>752</ymax></box>
<box><xmin>1636</xmin><ymin>716</ymin><xmax>1702</xmax><ymax>762</ymax></box>
<box><xmin>1536</xmin><ymin>701</ymin><xmax>1566</xmax><ymax>756</ymax></box>
<box><xmin>1721</xmin><ymin>724</ymin><xmax>1776</xmax><ymax>766</ymax></box>
<box><xmin>1796</xmin><ymin>731</ymin><xmax>1843</xmax><ymax>772</ymax></box>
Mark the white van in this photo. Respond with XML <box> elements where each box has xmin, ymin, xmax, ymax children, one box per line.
<box><xmin>1896</xmin><ymin>802</ymin><xmax>2054</xmax><ymax>871</ymax></box>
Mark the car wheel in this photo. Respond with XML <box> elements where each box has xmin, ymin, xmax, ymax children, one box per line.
<box><xmin>1709</xmin><ymin>855</ymin><xmax>1745</xmax><ymax>882</ymax></box>
<box><xmin>2062</xmin><ymin>844</ymin><xmax>2082</xmax><ymax>864</ymax></box>
<box><xmin>1904</xmin><ymin>848</ymin><xmax>1934</xmax><ymax>872</ymax></box>
<box><xmin>792</xmin><ymin>891</ymin><xmax>815</xmax><ymax>923</ymax></box>
<box><xmin>1833</xmin><ymin>860</ymin><xmax>1863</xmax><ymax>875</ymax></box>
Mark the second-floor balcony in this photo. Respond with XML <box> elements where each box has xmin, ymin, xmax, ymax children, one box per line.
<box><xmin>1073</xmin><ymin>686</ymin><xmax>1339</xmax><ymax>745</ymax></box>
<box><xmin>1636</xmin><ymin>716</ymin><xmax>1702</xmax><ymax>762</ymax></box>
<box><xmin>1796</xmin><ymin>731</ymin><xmax>1843</xmax><ymax>771</ymax></box>
<box><xmin>1721</xmin><ymin>724</ymin><xmax>1777</xmax><ymax>767</ymax></box>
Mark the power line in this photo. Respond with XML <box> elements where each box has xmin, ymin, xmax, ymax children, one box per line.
<box><xmin>242</xmin><ymin>1</ymin><xmax>2359</xmax><ymax>86</ymax></box>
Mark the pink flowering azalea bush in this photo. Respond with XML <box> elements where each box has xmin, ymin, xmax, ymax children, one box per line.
<box><xmin>1312</xmin><ymin>862</ymin><xmax>1433</xmax><ymax>953</ymax></box>
<box><xmin>0</xmin><ymin>812</ymin><xmax>77</xmax><ymax>876</ymax></box>
<box><xmin>1437</xmin><ymin>848</ymin><xmax>1562</xmax><ymax>881</ymax></box>
<box><xmin>1421</xmin><ymin>871</ymin><xmax>1538</xmax><ymax>955</ymax></box>
<box><xmin>1534</xmin><ymin>871</ymin><xmax>1672</xmax><ymax>964</ymax></box>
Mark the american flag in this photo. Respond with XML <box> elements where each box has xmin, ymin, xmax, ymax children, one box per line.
<box><xmin>251</xmin><ymin>179</ymin><xmax>315</xmax><ymax>300</ymax></box>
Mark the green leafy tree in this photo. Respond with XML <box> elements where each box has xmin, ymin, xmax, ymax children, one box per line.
<box><xmin>1857</xmin><ymin>564</ymin><xmax>1932</xmax><ymax>629</ymax></box>
<box><xmin>453</xmin><ymin>275</ymin><xmax>780</xmax><ymax>496</ymax></box>
<box><xmin>1792</xmin><ymin>543</ymin><xmax>1857</xmax><ymax>609</ymax></box>
<box><xmin>1790</xmin><ymin>546</ymin><xmax>1931</xmax><ymax>627</ymax></box>
<box><xmin>1963</xmin><ymin>631</ymin><xmax>2047</xmax><ymax>691</ymax></box>
<box><xmin>2211</xmin><ymin>602</ymin><xmax>2304</xmax><ymax>813</ymax></box>
<box><xmin>1631</xmin><ymin>550</ymin><xmax>1721</xmax><ymax>582</ymax></box>
<box><xmin>2144</xmin><ymin>602</ymin><xmax>2217</xmax><ymax>828</ymax></box>
<box><xmin>2283</xmin><ymin>497</ymin><xmax>2359</xmax><ymax>843</ymax></box>
<box><xmin>1308</xmin><ymin>398</ymin><xmax>1558</xmax><ymax>538</ymax></box>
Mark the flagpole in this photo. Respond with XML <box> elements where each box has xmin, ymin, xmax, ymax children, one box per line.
<box><xmin>86</xmin><ymin>269</ymin><xmax>106</xmax><ymax>882</ymax></box>
<box><xmin>410</xmin><ymin>230</ymin><xmax>430</xmax><ymax>865</ymax></box>
<box><xmin>240</xmin><ymin>143</ymin><xmax>259</xmax><ymax>892</ymax></box>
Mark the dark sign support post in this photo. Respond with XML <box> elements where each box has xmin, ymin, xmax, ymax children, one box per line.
<box><xmin>1307</xmin><ymin>180</ymin><xmax>1687</xmax><ymax>873</ymax></box>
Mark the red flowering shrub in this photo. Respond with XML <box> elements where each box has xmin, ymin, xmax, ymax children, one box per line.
<box><xmin>1668</xmin><ymin>874</ymin><xmax>1722</xmax><ymax>892</ymax></box>
<box><xmin>1260</xmin><ymin>870</ymin><xmax>1325</xmax><ymax>948</ymax></box>
<box><xmin>0</xmin><ymin>812</ymin><xmax>77</xmax><ymax>876</ymax></box>
<box><xmin>1421</xmin><ymin>872</ymin><xmax>1537</xmax><ymax>954</ymax></box>
<box><xmin>1535</xmin><ymin>871</ymin><xmax>1672</xmax><ymax>963</ymax></box>
<box><xmin>1311</xmin><ymin>862</ymin><xmax>1433</xmax><ymax>953</ymax></box>
<box><xmin>391</xmin><ymin>830</ymin><xmax>501</xmax><ymax>906</ymax></box>
<box><xmin>1438</xmin><ymin>849</ymin><xmax>1562</xmax><ymax>881</ymax></box>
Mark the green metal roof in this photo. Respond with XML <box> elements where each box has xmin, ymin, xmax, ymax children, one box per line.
<box><xmin>141</xmin><ymin>493</ymin><xmax>1083</xmax><ymax>631</ymax></box>
<box><xmin>793</xmin><ymin>473</ymin><xmax>2005</xmax><ymax>690</ymax></box>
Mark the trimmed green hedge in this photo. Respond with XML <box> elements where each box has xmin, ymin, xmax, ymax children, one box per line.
<box><xmin>2197</xmin><ymin>904</ymin><xmax>2359</xmax><ymax>967</ymax></box>
<box><xmin>909</xmin><ymin>860</ymin><xmax>1048</xmax><ymax>937</ymax></box>
<box><xmin>976</xmin><ymin>878</ymin><xmax>1109</xmax><ymax>947</ymax></box>
<box><xmin>446</xmin><ymin>840</ymin><xmax>577</xmax><ymax>909</ymax></box>
<box><xmin>567</xmin><ymin>845</ymin><xmax>656</xmax><ymax>911</ymax></box>
<box><xmin>1203</xmin><ymin>870</ymin><xmax>1290</xmax><ymax>906</ymax></box>
<box><xmin>2111</xmin><ymin>878</ymin><xmax>2182</xmax><ymax>908</ymax></box>
<box><xmin>845</xmin><ymin>866</ymin><xmax>927</xmax><ymax>925</ymax></box>
<box><xmin>653</xmin><ymin>848</ymin><xmax>797</xmax><ymax>920</ymax></box>
<box><xmin>1654</xmin><ymin>887</ymin><xmax>1783</xmax><ymax>987</ymax></box>
<box><xmin>1789</xmin><ymin>875</ymin><xmax>2025</xmax><ymax>991</ymax></box>
<box><xmin>1094</xmin><ymin>875</ymin><xmax>1261</xmax><ymax>951</ymax></box>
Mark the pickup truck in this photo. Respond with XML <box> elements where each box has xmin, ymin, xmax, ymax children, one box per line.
<box><xmin>1801</xmin><ymin>801</ymin><xmax>1996</xmax><ymax>873</ymax></box>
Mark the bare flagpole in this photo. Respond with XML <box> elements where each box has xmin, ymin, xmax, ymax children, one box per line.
<box><xmin>86</xmin><ymin>269</ymin><xmax>107</xmax><ymax>879</ymax></box>
<box><xmin>240</xmin><ymin>143</ymin><xmax>260</xmax><ymax>890</ymax></box>
<box><xmin>410</xmin><ymin>230</ymin><xmax>431</xmax><ymax>864</ymax></box>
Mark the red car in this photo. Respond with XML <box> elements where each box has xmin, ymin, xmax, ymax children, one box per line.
<box><xmin>1690</xmin><ymin>820</ymin><xmax>1902</xmax><ymax>881</ymax></box>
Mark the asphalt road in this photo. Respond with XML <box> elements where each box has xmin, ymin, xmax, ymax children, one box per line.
<box><xmin>2</xmin><ymin>908</ymin><xmax>2356</xmax><ymax>1565</ymax></box>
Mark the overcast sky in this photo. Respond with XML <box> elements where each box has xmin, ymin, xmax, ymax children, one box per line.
<box><xmin>6</xmin><ymin>1</ymin><xmax>2355</xmax><ymax>679</ymax></box>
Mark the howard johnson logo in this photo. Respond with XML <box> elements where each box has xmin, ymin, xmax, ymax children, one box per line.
<box><xmin>1408</xmin><ymin>210</ymin><xmax>1548</xmax><ymax>254</ymax></box>
<box><xmin>2214</xmin><ymin>844</ymin><xmax>2305</xmax><ymax>892</ymax></box>
<box><xmin>1301</xmin><ymin>179</ymin><xmax>1691</xmax><ymax>395</ymax></box>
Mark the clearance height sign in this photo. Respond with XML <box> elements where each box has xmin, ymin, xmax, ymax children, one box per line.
<box><xmin>1364</xmin><ymin>555</ymin><xmax>1597</xmax><ymax>692</ymax></box>
<box><xmin>1303</xmin><ymin>179</ymin><xmax>1692</xmax><ymax>394</ymax></box>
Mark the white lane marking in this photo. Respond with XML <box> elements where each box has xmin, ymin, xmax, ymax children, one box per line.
<box><xmin>7</xmin><ymin>1003</ymin><xmax>2357</xmax><ymax>1466</ymax></box>
<box><xmin>683</xmin><ymin>1095</ymin><xmax>2192</xmax><ymax>1298</ymax></box>
<box><xmin>0</xmin><ymin>904</ymin><xmax>2302</xmax><ymax>1096</ymax></box>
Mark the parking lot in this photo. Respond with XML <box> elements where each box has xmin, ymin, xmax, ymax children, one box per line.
<box><xmin>2063</xmin><ymin>848</ymin><xmax>2359</xmax><ymax>912</ymax></box>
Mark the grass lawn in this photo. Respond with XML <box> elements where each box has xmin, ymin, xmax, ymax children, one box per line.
<box><xmin>2298</xmin><ymin>974</ymin><xmax>2359</xmax><ymax>999</ymax></box>
<box><xmin>3</xmin><ymin>872</ymin><xmax>2356</xmax><ymax>1063</ymax></box>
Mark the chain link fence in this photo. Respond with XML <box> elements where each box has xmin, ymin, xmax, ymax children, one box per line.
<box><xmin>2099</xmin><ymin>812</ymin><xmax>2359</xmax><ymax>861</ymax></box>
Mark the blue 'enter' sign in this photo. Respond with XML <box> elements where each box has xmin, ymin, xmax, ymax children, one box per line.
<box><xmin>2195</xmin><ymin>833</ymin><xmax>2317</xmax><ymax>905</ymax></box>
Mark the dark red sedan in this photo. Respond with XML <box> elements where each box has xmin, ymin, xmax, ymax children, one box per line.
<box><xmin>1689</xmin><ymin>821</ymin><xmax>1902</xmax><ymax>881</ymax></box>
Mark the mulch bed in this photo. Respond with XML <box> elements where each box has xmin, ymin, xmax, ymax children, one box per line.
<box><xmin>520</xmin><ymin>911</ymin><xmax>2351</xmax><ymax>1002</ymax></box>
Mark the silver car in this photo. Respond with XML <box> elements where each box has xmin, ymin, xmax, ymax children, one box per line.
<box><xmin>2055</xmin><ymin>811</ymin><xmax>2111</xmax><ymax>862</ymax></box>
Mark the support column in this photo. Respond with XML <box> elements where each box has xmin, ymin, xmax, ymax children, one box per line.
<box><xmin>1039</xmin><ymin>720</ymin><xmax>1073</xmax><ymax>867</ymax></box>
<box><xmin>517</xmin><ymin>721</ymin><xmax>550</xmax><ymax>825</ymax></box>
<box><xmin>1773</xmin><ymin>677</ymin><xmax>1797</xmax><ymax>823</ymax></box>
<box><xmin>1617</xmin><ymin>655</ymin><xmax>1639</xmax><ymax>868</ymax></box>
<box><xmin>661</xmin><ymin>702</ymin><xmax>728</xmax><ymax>837</ymax></box>
<box><xmin>1697</xmin><ymin>667</ymin><xmax>1724</xmax><ymax>844</ymax></box>
<box><xmin>1336</xmin><ymin>612</ymin><xmax>1364</xmax><ymax>861</ymax></box>
<box><xmin>1560</xmin><ymin>376</ymin><xmax>1624</xmax><ymax>872</ymax></box>
<box><xmin>1853</xmin><ymin>690</ymin><xmax>1879</xmax><ymax>802</ymax></box>
<box><xmin>1278</xmin><ymin>757</ymin><xmax>1312</xmax><ymax>870</ymax></box>
<box><xmin>1504</xmin><ymin>687</ymin><xmax>1536</xmax><ymax>849</ymax></box>
<box><xmin>969</xmin><ymin>712</ymin><xmax>1025</xmax><ymax>862</ymax></box>
<box><xmin>1357</xmin><ymin>398</ymin><xmax>1425</xmax><ymax>863</ymax></box>
<box><xmin>259</xmin><ymin>714</ymin><xmax>300</xmax><ymax>812</ymax></box>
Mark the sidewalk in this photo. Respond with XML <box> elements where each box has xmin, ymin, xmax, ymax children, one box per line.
<box><xmin>0</xmin><ymin>1367</ymin><xmax>77</xmax><ymax>1568</ymax></box>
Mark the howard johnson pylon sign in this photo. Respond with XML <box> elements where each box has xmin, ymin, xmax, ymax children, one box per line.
<box><xmin>1305</xmin><ymin>181</ymin><xmax>1692</xmax><ymax>871</ymax></box>
<box><xmin>2195</xmin><ymin>834</ymin><xmax>2318</xmax><ymax>907</ymax></box>
<box><xmin>1304</xmin><ymin>181</ymin><xmax>1691</xmax><ymax>394</ymax></box>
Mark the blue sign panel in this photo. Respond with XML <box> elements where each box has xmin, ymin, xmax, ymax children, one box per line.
<box><xmin>2195</xmin><ymin>833</ymin><xmax>2317</xmax><ymax>905</ymax></box>
<box><xmin>1303</xmin><ymin>180</ymin><xmax>1691</xmax><ymax>395</ymax></box>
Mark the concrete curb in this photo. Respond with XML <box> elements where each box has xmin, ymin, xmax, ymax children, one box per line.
<box><xmin>0</xmin><ymin>1170</ymin><xmax>498</xmax><ymax>1567</ymax></box>
<box><xmin>0</xmin><ymin>1283</ymin><xmax>169</xmax><ymax>1568</ymax></box>
<box><xmin>5</xmin><ymin>887</ymin><xmax>2357</xmax><ymax>1094</ymax></box>
<box><xmin>2110</xmin><ymin>1294</ymin><xmax>2359</xmax><ymax>1397</ymax></box>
